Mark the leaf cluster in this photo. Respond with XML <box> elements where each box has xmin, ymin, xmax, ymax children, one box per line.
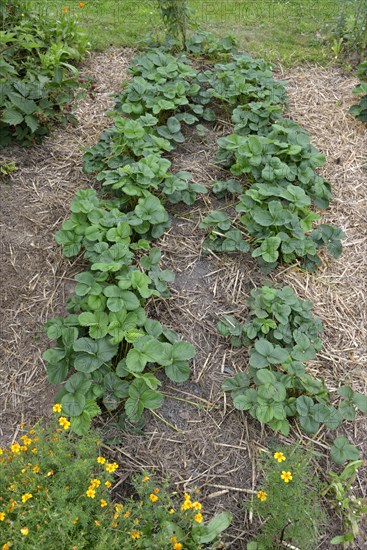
<box><xmin>220</xmin><ymin>286</ymin><xmax>366</xmax><ymax>436</ymax></box>
<box><xmin>0</xmin><ymin>6</ymin><xmax>88</xmax><ymax>147</ymax></box>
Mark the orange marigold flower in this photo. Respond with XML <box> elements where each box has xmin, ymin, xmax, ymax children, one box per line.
<box><xmin>281</xmin><ymin>471</ymin><xmax>293</xmax><ymax>483</ymax></box>
<box><xmin>0</xmin><ymin>512</ymin><xmax>5</xmax><ymax>521</ymax></box>
<box><xmin>53</xmin><ymin>404</ymin><xmax>62</xmax><ymax>413</ymax></box>
<box><xmin>173</xmin><ymin>544</ymin><xmax>183</xmax><ymax>550</ymax></box>
<box><xmin>86</xmin><ymin>488</ymin><xmax>96</xmax><ymax>499</ymax></box>
<box><xmin>97</xmin><ymin>456</ymin><xmax>106</xmax><ymax>464</ymax></box>
<box><xmin>20</xmin><ymin>527</ymin><xmax>29</xmax><ymax>536</ymax></box>
<box><xmin>79</xmin><ymin>2</ymin><xmax>85</xmax><ymax>6</ymax></box>
<box><xmin>274</xmin><ymin>451</ymin><xmax>286</xmax><ymax>463</ymax></box>
<box><xmin>153</xmin><ymin>487</ymin><xmax>160</xmax><ymax>494</ymax></box>
<box><xmin>95</xmin><ymin>520</ymin><xmax>101</xmax><ymax>526</ymax></box>
<box><xmin>100</xmin><ymin>499</ymin><xmax>108</xmax><ymax>508</ymax></box>
<box><xmin>112</xmin><ymin>521</ymin><xmax>118</xmax><ymax>528</ymax></box>
<box><xmin>20</xmin><ymin>446</ymin><xmax>28</xmax><ymax>451</ymax></box>
<box><xmin>21</xmin><ymin>493</ymin><xmax>33</xmax><ymax>503</ymax></box>
<box><xmin>63</xmin><ymin>7</ymin><xmax>67</xmax><ymax>12</ymax></box>
<box><xmin>257</xmin><ymin>490</ymin><xmax>267</xmax><ymax>502</ymax></box>
<box><xmin>131</xmin><ymin>530</ymin><xmax>141</xmax><ymax>539</ymax></box>
<box><xmin>194</xmin><ymin>512</ymin><xmax>203</xmax><ymax>523</ymax></box>
<box><xmin>149</xmin><ymin>493</ymin><xmax>158</xmax><ymax>502</ymax></box>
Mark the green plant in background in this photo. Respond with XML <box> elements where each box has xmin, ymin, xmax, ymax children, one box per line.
<box><xmin>322</xmin><ymin>460</ymin><xmax>367</xmax><ymax>547</ymax></box>
<box><xmin>156</xmin><ymin>0</ymin><xmax>191</xmax><ymax>49</ymax></box>
<box><xmin>0</xmin><ymin>0</ymin><xmax>88</xmax><ymax>147</ymax></box>
<box><xmin>331</xmin><ymin>0</ymin><xmax>367</xmax><ymax>61</ymax></box>
<box><xmin>0</xmin><ymin>408</ymin><xmax>232</xmax><ymax>549</ymax></box>
<box><xmin>350</xmin><ymin>59</ymin><xmax>367</xmax><ymax>121</ymax></box>
<box><xmin>247</xmin><ymin>446</ymin><xmax>325</xmax><ymax>549</ymax></box>
<box><xmin>0</xmin><ymin>161</ymin><xmax>17</xmax><ymax>176</ymax></box>
<box><xmin>220</xmin><ymin>285</ymin><xmax>366</xmax><ymax>436</ymax></box>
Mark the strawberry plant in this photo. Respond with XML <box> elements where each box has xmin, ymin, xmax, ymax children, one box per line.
<box><xmin>349</xmin><ymin>60</ymin><xmax>367</xmax><ymax>122</ymax></box>
<box><xmin>220</xmin><ymin>286</ymin><xmax>366</xmax><ymax>436</ymax></box>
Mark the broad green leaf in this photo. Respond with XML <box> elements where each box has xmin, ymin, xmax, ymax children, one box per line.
<box><xmin>198</xmin><ymin>512</ymin><xmax>233</xmax><ymax>544</ymax></box>
<box><xmin>172</xmin><ymin>341</ymin><xmax>196</xmax><ymax>362</ymax></box>
<box><xmin>61</xmin><ymin>392</ymin><xmax>86</xmax><ymax>416</ymax></box>
<box><xmin>330</xmin><ymin>436</ymin><xmax>360</xmax><ymax>465</ymax></box>
<box><xmin>165</xmin><ymin>361</ymin><xmax>190</xmax><ymax>383</ymax></box>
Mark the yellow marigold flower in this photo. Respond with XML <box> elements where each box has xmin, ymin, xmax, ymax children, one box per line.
<box><xmin>90</xmin><ymin>478</ymin><xmax>101</xmax><ymax>489</ymax></box>
<box><xmin>20</xmin><ymin>436</ymin><xmax>32</xmax><ymax>446</ymax></box>
<box><xmin>0</xmin><ymin>448</ymin><xmax>2</xmax><ymax>455</ymax></box>
<box><xmin>105</xmin><ymin>481</ymin><xmax>112</xmax><ymax>488</ymax></box>
<box><xmin>101</xmin><ymin>499</ymin><xmax>108</xmax><ymax>508</ymax></box>
<box><xmin>32</xmin><ymin>465</ymin><xmax>40</xmax><ymax>474</ymax></box>
<box><xmin>29</xmin><ymin>430</ymin><xmax>36</xmax><ymax>435</ymax></box>
<box><xmin>112</xmin><ymin>521</ymin><xmax>118</xmax><ymax>528</ymax></box>
<box><xmin>153</xmin><ymin>487</ymin><xmax>160</xmax><ymax>494</ymax></box>
<box><xmin>142</xmin><ymin>475</ymin><xmax>150</xmax><ymax>482</ymax></box>
<box><xmin>97</xmin><ymin>456</ymin><xmax>106</xmax><ymax>464</ymax></box>
<box><xmin>105</xmin><ymin>462</ymin><xmax>118</xmax><ymax>473</ymax></box>
<box><xmin>86</xmin><ymin>488</ymin><xmax>96</xmax><ymax>499</ymax></box>
<box><xmin>0</xmin><ymin>512</ymin><xmax>5</xmax><ymax>521</ymax></box>
<box><xmin>115</xmin><ymin>504</ymin><xmax>123</xmax><ymax>514</ymax></box>
<box><xmin>58</xmin><ymin>417</ymin><xmax>70</xmax><ymax>430</ymax></box>
<box><xmin>95</xmin><ymin>520</ymin><xmax>101</xmax><ymax>526</ymax></box>
<box><xmin>257</xmin><ymin>490</ymin><xmax>267</xmax><ymax>502</ymax></box>
<box><xmin>134</xmin><ymin>518</ymin><xmax>139</xmax><ymax>525</ymax></box>
<box><xmin>20</xmin><ymin>527</ymin><xmax>29</xmax><ymax>536</ymax></box>
<box><xmin>31</xmin><ymin>448</ymin><xmax>37</xmax><ymax>454</ymax></box>
<box><xmin>281</xmin><ymin>471</ymin><xmax>293</xmax><ymax>483</ymax></box>
<box><xmin>47</xmin><ymin>470</ymin><xmax>54</xmax><ymax>477</ymax></box>
<box><xmin>2</xmin><ymin>543</ymin><xmax>11</xmax><ymax>550</ymax></box>
<box><xmin>11</xmin><ymin>443</ymin><xmax>21</xmax><ymax>454</ymax></box>
<box><xmin>8</xmin><ymin>500</ymin><xmax>17</xmax><ymax>512</ymax></box>
<box><xmin>20</xmin><ymin>446</ymin><xmax>28</xmax><ymax>452</ymax></box>
<box><xmin>53</xmin><ymin>404</ymin><xmax>62</xmax><ymax>413</ymax></box>
<box><xmin>149</xmin><ymin>493</ymin><xmax>158</xmax><ymax>502</ymax></box>
<box><xmin>193</xmin><ymin>501</ymin><xmax>202</xmax><ymax>510</ymax></box>
<box><xmin>274</xmin><ymin>451</ymin><xmax>286</xmax><ymax>463</ymax></box>
<box><xmin>169</xmin><ymin>508</ymin><xmax>175</xmax><ymax>514</ymax></box>
<box><xmin>170</xmin><ymin>537</ymin><xmax>178</xmax><ymax>544</ymax></box>
<box><xmin>20</xmin><ymin>422</ymin><xmax>25</xmax><ymax>428</ymax></box>
<box><xmin>194</xmin><ymin>512</ymin><xmax>203</xmax><ymax>523</ymax></box>
<box><xmin>21</xmin><ymin>493</ymin><xmax>33</xmax><ymax>503</ymax></box>
<box><xmin>123</xmin><ymin>511</ymin><xmax>131</xmax><ymax>518</ymax></box>
<box><xmin>184</xmin><ymin>492</ymin><xmax>191</xmax><ymax>501</ymax></box>
<box><xmin>173</xmin><ymin>544</ymin><xmax>183</xmax><ymax>550</ymax></box>
<box><xmin>8</xmin><ymin>484</ymin><xmax>16</xmax><ymax>491</ymax></box>
<box><xmin>72</xmin><ymin>517</ymin><xmax>79</xmax><ymax>525</ymax></box>
<box><xmin>131</xmin><ymin>530</ymin><xmax>141</xmax><ymax>539</ymax></box>
<box><xmin>181</xmin><ymin>500</ymin><xmax>193</xmax><ymax>510</ymax></box>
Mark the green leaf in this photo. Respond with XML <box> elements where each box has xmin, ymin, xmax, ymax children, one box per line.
<box><xmin>70</xmin><ymin>412</ymin><xmax>91</xmax><ymax>435</ymax></box>
<box><xmin>353</xmin><ymin>392</ymin><xmax>367</xmax><ymax>413</ymax></box>
<box><xmin>330</xmin><ymin>436</ymin><xmax>360</xmax><ymax>464</ymax></box>
<box><xmin>198</xmin><ymin>512</ymin><xmax>233</xmax><ymax>544</ymax></box>
<box><xmin>222</xmin><ymin>373</ymin><xmax>249</xmax><ymax>394</ymax></box>
<box><xmin>47</xmin><ymin>362</ymin><xmax>69</xmax><ymax>385</ymax></box>
<box><xmin>2</xmin><ymin>109</ymin><xmax>24</xmax><ymax>125</ymax></box>
<box><xmin>165</xmin><ymin>361</ymin><xmax>190</xmax><ymax>383</ymax></box>
<box><xmin>125</xmin><ymin>379</ymin><xmax>163</xmax><ymax>422</ymax></box>
<box><xmin>172</xmin><ymin>341</ymin><xmax>196</xmax><ymax>362</ymax></box>
<box><xmin>61</xmin><ymin>392</ymin><xmax>86</xmax><ymax>416</ymax></box>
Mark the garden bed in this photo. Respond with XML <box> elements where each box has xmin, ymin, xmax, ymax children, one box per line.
<box><xmin>1</xmin><ymin>51</ymin><xmax>366</xmax><ymax>548</ymax></box>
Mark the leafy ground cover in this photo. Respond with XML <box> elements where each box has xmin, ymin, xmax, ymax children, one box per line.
<box><xmin>1</xmin><ymin>18</ymin><xmax>367</xmax><ymax>550</ymax></box>
<box><xmin>35</xmin><ymin>0</ymin><xmax>348</xmax><ymax>64</ymax></box>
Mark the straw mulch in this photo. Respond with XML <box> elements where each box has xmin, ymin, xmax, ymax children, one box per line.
<box><xmin>1</xmin><ymin>52</ymin><xmax>366</xmax><ymax>547</ymax></box>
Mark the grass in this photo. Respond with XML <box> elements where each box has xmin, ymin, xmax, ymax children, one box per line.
<box><xmin>36</xmin><ymin>0</ymin><xmax>349</xmax><ymax>66</ymax></box>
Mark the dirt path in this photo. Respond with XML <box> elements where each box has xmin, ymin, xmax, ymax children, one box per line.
<box><xmin>1</xmin><ymin>53</ymin><xmax>366</xmax><ymax>547</ymax></box>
